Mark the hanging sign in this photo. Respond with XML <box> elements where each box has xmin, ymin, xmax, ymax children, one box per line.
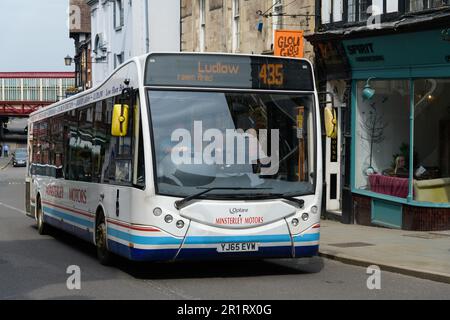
<box><xmin>274</xmin><ymin>30</ymin><xmax>304</xmax><ymax>58</ymax></box>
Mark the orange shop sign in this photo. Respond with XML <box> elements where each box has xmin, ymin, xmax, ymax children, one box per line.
<box><xmin>274</xmin><ymin>30</ymin><xmax>304</xmax><ymax>58</ymax></box>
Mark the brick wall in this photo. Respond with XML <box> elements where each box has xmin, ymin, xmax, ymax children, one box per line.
<box><xmin>181</xmin><ymin>0</ymin><xmax>315</xmax><ymax>61</ymax></box>
<box><xmin>403</xmin><ymin>206</ymin><xmax>450</xmax><ymax>231</ymax></box>
<box><xmin>352</xmin><ymin>193</ymin><xmax>450</xmax><ymax>231</ymax></box>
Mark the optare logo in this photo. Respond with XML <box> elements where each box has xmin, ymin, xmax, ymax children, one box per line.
<box><xmin>229</xmin><ymin>208</ymin><xmax>249</xmax><ymax>215</ymax></box>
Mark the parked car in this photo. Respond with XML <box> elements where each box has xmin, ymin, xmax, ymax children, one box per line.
<box><xmin>12</xmin><ymin>148</ymin><xmax>27</xmax><ymax>167</ymax></box>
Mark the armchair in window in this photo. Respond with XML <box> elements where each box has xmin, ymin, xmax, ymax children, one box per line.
<box><xmin>414</xmin><ymin>177</ymin><xmax>450</xmax><ymax>203</ymax></box>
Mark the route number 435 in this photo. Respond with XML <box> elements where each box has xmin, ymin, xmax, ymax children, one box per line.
<box><xmin>259</xmin><ymin>64</ymin><xmax>284</xmax><ymax>86</ymax></box>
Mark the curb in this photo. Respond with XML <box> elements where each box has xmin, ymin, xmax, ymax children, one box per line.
<box><xmin>319</xmin><ymin>250</ymin><xmax>450</xmax><ymax>285</ymax></box>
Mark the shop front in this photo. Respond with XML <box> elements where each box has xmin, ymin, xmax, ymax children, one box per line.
<box><xmin>345</xmin><ymin>28</ymin><xmax>450</xmax><ymax>231</ymax></box>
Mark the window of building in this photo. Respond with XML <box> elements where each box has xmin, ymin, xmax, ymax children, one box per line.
<box><xmin>358</xmin><ymin>0</ymin><xmax>371</xmax><ymax>21</ymax></box>
<box><xmin>322</xmin><ymin>0</ymin><xmax>332</xmax><ymax>24</ymax></box>
<box><xmin>408</xmin><ymin>0</ymin><xmax>449</xmax><ymax>12</ymax></box>
<box><xmin>114</xmin><ymin>0</ymin><xmax>124</xmax><ymax>29</ymax></box>
<box><xmin>355</xmin><ymin>80</ymin><xmax>411</xmax><ymax>198</ymax></box>
<box><xmin>273</xmin><ymin>0</ymin><xmax>283</xmax><ymax>32</ymax></box>
<box><xmin>320</xmin><ymin>0</ymin><xmax>405</xmax><ymax>25</ymax></box>
<box><xmin>114</xmin><ymin>52</ymin><xmax>124</xmax><ymax>69</ymax></box>
<box><xmin>355</xmin><ymin>77</ymin><xmax>450</xmax><ymax>204</ymax></box>
<box><xmin>199</xmin><ymin>0</ymin><xmax>206</xmax><ymax>52</ymax></box>
<box><xmin>413</xmin><ymin>79</ymin><xmax>450</xmax><ymax>203</ymax></box>
<box><xmin>333</xmin><ymin>0</ymin><xmax>343</xmax><ymax>23</ymax></box>
<box><xmin>232</xmin><ymin>0</ymin><xmax>240</xmax><ymax>53</ymax></box>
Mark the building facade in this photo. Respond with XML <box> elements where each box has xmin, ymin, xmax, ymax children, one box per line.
<box><xmin>307</xmin><ymin>0</ymin><xmax>450</xmax><ymax>230</ymax></box>
<box><xmin>70</xmin><ymin>0</ymin><xmax>92</xmax><ymax>91</ymax></box>
<box><xmin>86</xmin><ymin>0</ymin><xmax>181</xmax><ymax>86</ymax></box>
<box><xmin>181</xmin><ymin>0</ymin><xmax>316</xmax><ymax>61</ymax></box>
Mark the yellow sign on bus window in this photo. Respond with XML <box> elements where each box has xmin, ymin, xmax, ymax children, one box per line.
<box><xmin>274</xmin><ymin>30</ymin><xmax>304</xmax><ymax>58</ymax></box>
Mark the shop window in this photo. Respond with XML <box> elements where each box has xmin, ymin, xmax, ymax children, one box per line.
<box><xmin>355</xmin><ymin>80</ymin><xmax>411</xmax><ymax>199</ymax></box>
<box><xmin>413</xmin><ymin>79</ymin><xmax>450</xmax><ymax>203</ymax></box>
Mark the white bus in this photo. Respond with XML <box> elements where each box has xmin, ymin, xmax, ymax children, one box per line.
<box><xmin>25</xmin><ymin>53</ymin><xmax>323</xmax><ymax>264</ymax></box>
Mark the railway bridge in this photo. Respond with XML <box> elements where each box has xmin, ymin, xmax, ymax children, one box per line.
<box><xmin>0</xmin><ymin>72</ymin><xmax>75</xmax><ymax>138</ymax></box>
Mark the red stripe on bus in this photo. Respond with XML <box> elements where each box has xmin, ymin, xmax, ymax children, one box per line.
<box><xmin>107</xmin><ymin>219</ymin><xmax>161</xmax><ymax>232</ymax></box>
<box><xmin>313</xmin><ymin>224</ymin><xmax>320</xmax><ymax>229</ymax></box>
<box><xmin>41</xmin><ymin>201</ymin><xmax>160</xmax><ymax>232</ymax></box>
<box><xmin>42</xmin><ymin>201</ymin><xmax>95</xmax><ymax>219</ymax></box>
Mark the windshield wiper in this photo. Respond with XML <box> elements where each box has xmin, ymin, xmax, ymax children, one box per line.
<box><xmin>174</xmin><ymin>187</ymin><xmax>272</xmax><ymax>210</ymax></box>
<box><xmin>250</xmin><ymin>193</ymin><xmax>305</xmax><ymax>209</ymax></box>
<box><xmin>277</xmin><ymin>195</ymin><xmax>305</xmax><ymax>209</ymax></box>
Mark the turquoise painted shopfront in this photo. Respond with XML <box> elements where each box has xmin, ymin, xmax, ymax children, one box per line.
<box><xmin>343</xmin><ymin>28</ymin><xmax>450</xmax><ymax>230</ymax></box>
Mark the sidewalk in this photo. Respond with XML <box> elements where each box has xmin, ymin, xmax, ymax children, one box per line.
<box><xmin>319</xmin><ymin>220</ymin><xmax>450</xmax><ymax>284</ymax></box>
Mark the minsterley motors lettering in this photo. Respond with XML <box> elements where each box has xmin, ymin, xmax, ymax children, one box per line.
<box><xmin>216</xmin><ymin>216</ymin><xmax>264</xmax><ymax>225</ymax></box>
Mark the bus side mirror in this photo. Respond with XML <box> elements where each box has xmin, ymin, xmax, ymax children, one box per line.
<box><xmin>324</xmin><ymin>107</ymin><xmax>337</xmax><ymax>139</ymax></box>
<box><xmin>112</xmin><ymin>104</ymin><xmax>129</xmax><ymax>137</ymax></box>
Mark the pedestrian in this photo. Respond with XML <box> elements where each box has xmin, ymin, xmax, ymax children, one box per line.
<box><xmin>3</xmin><ymin>144</ymin><xmax>9</xmax><ymax>157</ymax></box>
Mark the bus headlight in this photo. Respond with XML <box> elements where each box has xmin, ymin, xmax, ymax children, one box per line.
<box><xmin>176</xmin><ymin>220</ymin><xmax>185</xmax><ymax>229</ymax></box>
<box><xmin>311</xmin><ymin>206</ymin><xmax>318</xmax><ymax>214</ymax></box>
<box><xmin>153</xmin><ymin>207</ymin><xmax>162</xmax><ymax>216</ymax></box>
<box><xmin>164</xmin><ymin>215</ymin><xmax>174</xmax><ymax>223</ymax></box>
<box><xmin>302</xmin><ymin>213</ymin><xmax>309</xmax><ymax>221</ymax></box>
<box><xmin>291</xmin><ymin>218</ymin><xmax>299</xmax><ymax>227</ymax></box>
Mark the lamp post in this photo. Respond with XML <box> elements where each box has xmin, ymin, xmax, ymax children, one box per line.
<box><xmin>64</xmin><ymin>55</ymin><xmax>74</xmax><ymax>67</ymax></box>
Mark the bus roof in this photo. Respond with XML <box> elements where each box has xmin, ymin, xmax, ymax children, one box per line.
<box><xmin>29</xmin><ymin>52</ymin><xmax>314</xmax><ymax>123</ymax></box>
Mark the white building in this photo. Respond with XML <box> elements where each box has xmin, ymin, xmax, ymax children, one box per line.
<box><xmin>86</xmin><ymin>0</ymin><xmax>180</xmax><ymax>86</ymax></box>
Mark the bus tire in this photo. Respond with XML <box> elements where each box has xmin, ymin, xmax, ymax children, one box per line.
<box><xmin>36</xmin><ymin>197</ymin><xmax>49</xmax><ymax>235</ymax></box>
<box><xmin>95</xmin><ymin>212</ymin><xmax>113</xmax><ymax>266</ymax></box>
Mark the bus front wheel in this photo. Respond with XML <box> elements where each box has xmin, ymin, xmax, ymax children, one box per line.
<box><xmin>95</xmin><ymin>214</ymin><xmax>113</xmax><ymax>265</ymax></box>
<box><xmin>36</xmin><ymin>199</ymin><xmax>49</xmax><ymax>235</ymax></box>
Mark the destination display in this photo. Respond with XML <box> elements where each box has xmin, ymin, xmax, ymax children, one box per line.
<box><xmin>145</xmin><ymin>53</ymin><xmax>314</xmax><ymax>91</ymax></box>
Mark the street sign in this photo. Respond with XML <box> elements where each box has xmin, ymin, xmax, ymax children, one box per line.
<box><xmin>274</xmin><ymin>30</ymin><xmax>304</xmax><ymax>58</ymax></box>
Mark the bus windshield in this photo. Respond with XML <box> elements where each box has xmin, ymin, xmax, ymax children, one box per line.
<box><xmin>148</xmin><ymin>90</ymin><xmax>316</xmax><ymax>199</ymax></box>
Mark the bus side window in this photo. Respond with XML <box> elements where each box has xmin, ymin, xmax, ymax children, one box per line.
<box><xmin>100</xmin><ymin>95</ymin><xmax>133</xmax><ymax>185</ymax></box>
<box><xmin>134</xmin><ymin>94</ymin><xmax>145</xmax><ymax>188</ymax></box>
<box><xmin>100</xmin><ymin>98</ymin><xmax>114</xmax><ymax>184</ymax></box>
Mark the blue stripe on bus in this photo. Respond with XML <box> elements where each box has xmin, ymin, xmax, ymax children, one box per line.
<box><xmin>108</xmin><ymin>228</ymin><xmax>319</xmax><ymax>246</ymax></box>
<box><xmin>293</xmin><ymin>233</ymin><xmax>320</xmax><ymax>243</ymax></box>
<box><xmin>107</xmin><ymin>228</ymin><xmax>183</xmax><ymax>245</ymax></box>
<box><xmin>44</xmin><ymin>214</ymin><xmax>93</xmax><ymax>242</ymax></box>
<box><xmin>107</xmin><ymin>239</ymin><xmax>179</xmax><ymax>261</ymax></box>
<box><xmin>184</xmin><ymin>234</ymin><xmax>292</xmax><ymax>245</ymax></box>
<box><xmin>43</xmin><ymin>206</ymin><xmax>94</xmax><ymax>229</ymax></box>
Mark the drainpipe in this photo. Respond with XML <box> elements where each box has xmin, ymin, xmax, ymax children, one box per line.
<box><xmin>145</xmin><ymin>0</ymin><xmax>150</xmax><ymax>52</ymax></box>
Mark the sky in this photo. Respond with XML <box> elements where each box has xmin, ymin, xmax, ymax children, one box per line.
<box><xmin>0</xmin><ymin>0</ymin><xmax>74</xmax><ymax>72</ymax></box>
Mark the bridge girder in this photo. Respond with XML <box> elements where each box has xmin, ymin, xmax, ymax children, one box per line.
<box><xmin>0</xmin><ymin>101</ymin><xmax>53</xmax><ymax>117</ymax></box>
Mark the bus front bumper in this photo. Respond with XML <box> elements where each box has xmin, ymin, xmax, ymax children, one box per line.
<box><xmin>108</xmin><ymin>220</ymin><xmax>320</xmax><ymax>262</ymax></box>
